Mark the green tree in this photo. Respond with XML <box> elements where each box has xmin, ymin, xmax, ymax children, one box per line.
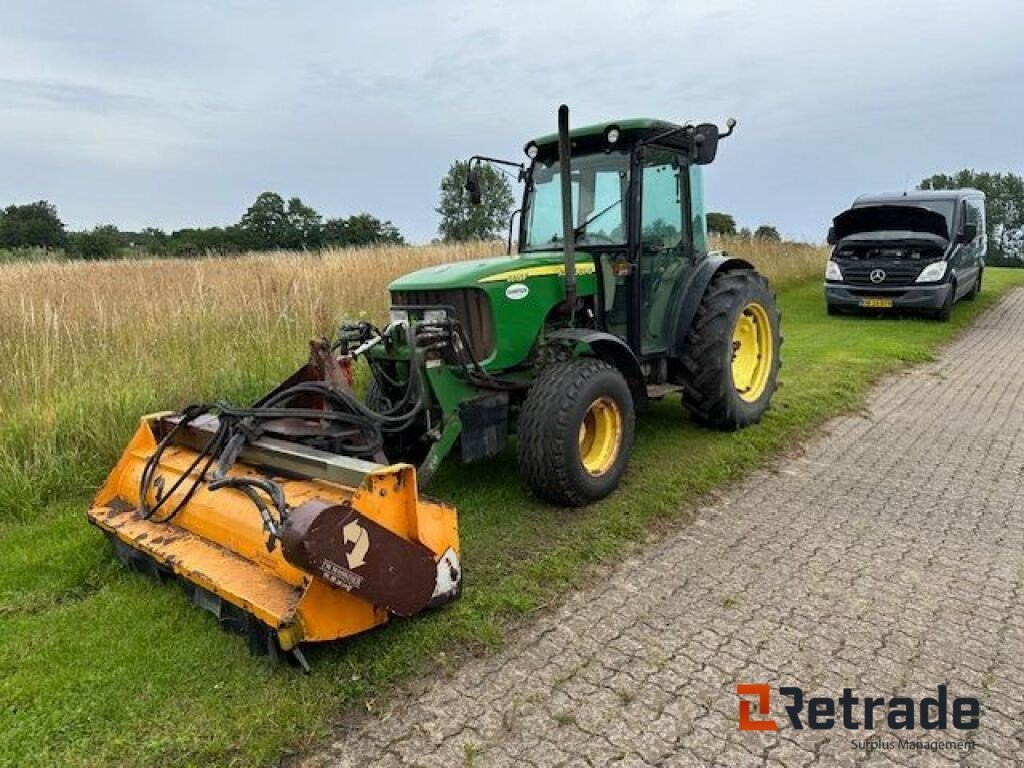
<box><xmin>239</xmin><ymin>192</ymin><xmax>325</xmax><ymax>250</ymax></box>
<box><xmin>168</xmin><ymin>226</ymin><xmax>246</xmax><ymax>257</ymax></box>
<box><xmin>919</xmin><ymin>170</ymin><xmax>1024</xmax><ymax>265</ymax></box>
<box><xmin>436</xmin><ymin>160</ymin><xmax>515</xmax><ymax>242</ymax></box>
<box><xmin>0</xmin><ymin>201</ymin><xmax>67</xmax><ymax>249</ymax></box>
<box><xmin>138</xmin><ymin>227</ymin><xmax>170</xmax><ymax>256</ymax></box>
<box><xmin>322</xmin><ymin>214</ymin><xmax>404</xmax><ymax>247</ymax></box>
<box><xmin>68</xmin><ymin>225</ymin><xmax>124</xmax><ymax>260</ymax></box>
<box><xmin>285</xmin><ymin>197</ymin><xmax>323</xmax><ymax>249</ymax></box>
<box><xmin>754</xmin><ymin>225</ymin><xmax>781</xmax><ymax>241</ymax></box>
<box><xmin>239</xmin><ymin>192</ymin><xmax>291</xmax><ymax>249</ymax></box>
<box><xmin>706</xmin><ymin>211</ymin><xmax>736</xmax><ymax>236</ymax></box>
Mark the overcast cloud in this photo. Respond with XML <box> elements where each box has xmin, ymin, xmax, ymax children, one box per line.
<box><xmin>1</xmin><ymin>0</ymin><xmax>1022</xmax><ymax>242</ymax></box>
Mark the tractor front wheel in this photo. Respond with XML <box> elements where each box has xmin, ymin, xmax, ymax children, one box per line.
<box><xmin>518</xmin><ymin>359</ymin><xmax>635</xmax><ymax>507</ymax></box>
<box><xmin>680</xmin><ymin>270</ymin><xmax>781</xmax><ymax>430</ymax></box>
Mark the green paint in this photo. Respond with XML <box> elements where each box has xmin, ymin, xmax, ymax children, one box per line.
<box><xmin>390</xmin><ymin>251</ymin><xmax>598</xmax><ymax>371</ymax></box>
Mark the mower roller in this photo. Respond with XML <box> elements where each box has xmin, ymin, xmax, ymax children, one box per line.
<box><xmin>88</xmin><ymin>105</ymin><xmax>781</xmax><ymax>662</ymax></box>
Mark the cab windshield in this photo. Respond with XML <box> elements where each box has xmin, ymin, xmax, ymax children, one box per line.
<box><xmin>521</xmin><ymin>150</ymin><xmax>630</xmax><ymax>251</ymax></box>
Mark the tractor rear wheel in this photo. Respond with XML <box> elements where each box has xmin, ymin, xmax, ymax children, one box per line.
<box><xmin>680</xmin><ymin>270</ymin><xmax>781</xmax><ymax>430</ymax></box>
<box><xmin>518</xmin><ymin>358</ymin><xmax>635</xmax><ymax>506</ymax></box>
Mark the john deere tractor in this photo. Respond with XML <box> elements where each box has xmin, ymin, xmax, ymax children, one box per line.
<box><xmin>359</xmin><ymin>105</ymin><xmax>781</xmax><ymax>505</ymax></box>
<box><xmin>87</xmin><ymin>105</ymin><xmax>781</xmax><ymax>661</ymax></box>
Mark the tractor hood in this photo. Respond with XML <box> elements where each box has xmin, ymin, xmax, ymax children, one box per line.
<box><xmin>833</xmin><ymin>205</ymin><xmax>950</xmax><ymax>242</ymax></box>
<box><xmin>389</xmin><ymin>253</ymin><xmax>597</xmax><ymax>291</ymax></box>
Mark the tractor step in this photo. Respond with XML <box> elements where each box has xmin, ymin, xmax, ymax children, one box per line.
<box><xmin>645</xmin><ymin>383</ymin><xmax>684</xmax><ymax>400</ymax></box>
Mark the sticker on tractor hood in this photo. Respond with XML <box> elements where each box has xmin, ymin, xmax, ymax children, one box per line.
<box><xmin>505</xmin><ymin>283</ymin><xmax>530</xmax><ymax>300</ymax></box>
<box><xmin>833</xmin><ymin>205</ymin><xmax>950</xmax><ymax>241</ymax></box>
<box><xmin>478</xmin><ymin>262</ymin><xmax>597</xmax><ymax>283</ymax></box>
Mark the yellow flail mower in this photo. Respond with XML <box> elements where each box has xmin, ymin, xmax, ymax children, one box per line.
<box><xmin>88</xmin><ymin>340</ymin><xmax>461</xmax><ymax>671</ymax></box>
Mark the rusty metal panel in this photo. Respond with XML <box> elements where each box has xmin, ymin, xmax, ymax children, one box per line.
<box><xmin>281</xmin><ymin>499</ymin><xmax>437</xmax><ymax>617</ymax></box>
<box><xmin>90</xmin><ymin>503</ymin><xmax>303</xmax><ymax>629</ymax></box>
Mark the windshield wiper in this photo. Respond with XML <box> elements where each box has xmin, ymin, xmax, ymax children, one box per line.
<box><xmin>573</xmin><ymin>198</ymin><xmax>622</xmax><ymax>240</ymax></box>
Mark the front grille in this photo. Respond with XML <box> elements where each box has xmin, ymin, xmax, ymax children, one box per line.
<box><xmin>391</xmin><ymin>288</ymin><xmax>495</xmax><ymax>360</ymax></box>
<box><xmin>837</xmin><ymin>261</ymin><xmax>928</xmax><ymax>287</ymax></box>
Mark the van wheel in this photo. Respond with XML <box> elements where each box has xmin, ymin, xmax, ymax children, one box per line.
<box><xmin>680</xmin><ymin>270</ymin><xmax>782</xmax><ymax>430</ymax></box>
<box><xmin>518</xmin><ymin>359</ymin><xmax>635</xmax><ymax>507</ymax></box>
<box><xmin>966</xmin><ymin>269</ymin><xmax>983</xmax><ymax>301</ymax></box>
<box><xmin>934</xmin><ymin>283</ymin><xmax>954</xmax><ymax>321</ymax></box>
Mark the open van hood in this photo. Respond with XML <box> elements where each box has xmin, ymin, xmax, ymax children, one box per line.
<box><xmin>833</xmin><ymin>205</ymin><xmax>949</xmax><ymax>241</ymax></box>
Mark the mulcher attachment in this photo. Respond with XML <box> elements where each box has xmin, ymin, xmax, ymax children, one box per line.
<box><xmin>87</xmin><ymin>343</ymin><xmax>460</xmax><ymax>668</ymax></box>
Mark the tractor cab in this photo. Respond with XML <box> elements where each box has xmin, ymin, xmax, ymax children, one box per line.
<box><xmin>518</xmin><ymin>118</ymin><xmax>729</xmax><ymax>358</ymax></box>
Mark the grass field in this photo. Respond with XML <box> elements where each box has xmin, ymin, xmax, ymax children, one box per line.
<box><xmin>2</xmin><ymin>240</ymin><xmax>1021</xmax><ymax>767</ymax></box>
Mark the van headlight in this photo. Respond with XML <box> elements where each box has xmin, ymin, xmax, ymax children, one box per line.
<box><xmin>915</xmin><ymin>261</ymin><xmax>948</xmax><ymax>283</ymax></box>
<box><xmin>825</xmin><ymin>260</ymin><xmax>843</xmax><ymax>281</ymax></box>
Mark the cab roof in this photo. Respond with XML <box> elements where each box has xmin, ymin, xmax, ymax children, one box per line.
<box><xmin>527</xmin><ymin>117</ymin><xmax>687</xmax><ymax>155</ymax></box>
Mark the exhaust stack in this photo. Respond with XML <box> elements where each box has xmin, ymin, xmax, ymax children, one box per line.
<box><xmin>557</xmin><ymin>104</ymin><xmax>576</xmax><ymax>324</ymax></box>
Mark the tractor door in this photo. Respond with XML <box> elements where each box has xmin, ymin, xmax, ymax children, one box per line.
<box><xmin>632</xmin><ymin>147</ymin><xmax>693</xmax><ymax>356</ymax></box>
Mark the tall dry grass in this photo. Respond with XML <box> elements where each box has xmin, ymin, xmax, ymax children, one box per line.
<box><xmin>0</xmin><ymin>237</ymin><xmax>826</xmax><ymax>520</ymax></box>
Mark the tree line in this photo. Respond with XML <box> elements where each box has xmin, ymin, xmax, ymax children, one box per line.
<box><xmin>0</xmin><ymin>192</ymin><xmax>403</xmax><ymax>260</ymax></box>
<box><xmin>4</xmin><ymin>165</ymin><xmax>1021</xmax><ymax>262</ymax></box>
<box><xmin>705</xmin><ymin>213</ymin><xmax>781</xmax><ymax>241</ymax></box>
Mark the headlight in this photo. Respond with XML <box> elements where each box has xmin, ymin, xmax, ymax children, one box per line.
<box><xmin>525</xmin><ymin>142</ymin><xmax>539</xmax><ymax>159</ymax></box>
<box><xmin>825</xmin><ymin>260</ymin><xmax>843</xmax><ymax>281</ymax></box>
<box><xmin>605</xmin><ymin>126</ymin><xmax>620</xmax><ymax>144</ymax></box>
<box><xmin>422</xmin><ymin>308</ymin><xmax>448</xmax><ymax>324</ymax></box>
<box><xmin>915</xmin><ymin>261</ymin><xmax>948</xmax><ymax>283</ymax></box>
<box><xmin>389</xmin><ymin>308</ymin><xmax>409</xmax><ymax>326</ymax></box>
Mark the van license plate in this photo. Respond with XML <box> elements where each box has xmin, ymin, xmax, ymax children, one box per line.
<box><xmin>860</xmin><ymin>298</ymin><xmax>893</xmax><ymax>308</ymax></box>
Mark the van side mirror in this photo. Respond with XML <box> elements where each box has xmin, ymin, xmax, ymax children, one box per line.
<box><xmin>826</xmin><ymin>226</ymin><xmax>837</xmax><ymax>245</ymax></box>
<box><xmin>958</xmin><ymin>222</ymin><xmax>978</xmax><ymax>244</ymax></box>
<box><xmin>465</xmin><ymin>166</ymin><xmax>482</xmax><ymax>205</ymax></box>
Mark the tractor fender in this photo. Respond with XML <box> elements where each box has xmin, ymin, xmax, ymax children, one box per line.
<box><xmin>546</xmin><ymin>328</ymin><xmax>647</xmax><ymax>406</ymax></box>
<box><xmin>668</xmin><ymin>252</ymin><xmax>755</xmax><ymax>357</ymax></box>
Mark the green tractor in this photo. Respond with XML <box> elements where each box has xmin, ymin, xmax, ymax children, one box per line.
<box><xmin>344</xmin><ymin>105</ymin><xmax>781</xmax><ymax>506</ymax></box>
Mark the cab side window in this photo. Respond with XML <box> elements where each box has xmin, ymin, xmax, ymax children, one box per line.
<box><xmin>640</xmin><ymin>149</ymin><xmax>687</xmax><ymax>248</ymax></box>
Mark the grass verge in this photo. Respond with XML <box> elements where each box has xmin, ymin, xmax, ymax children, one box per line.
<box><xmin>2</xmin><ymin>269</ymin><xmax>1022</xmax><ymax>767</ymax></box>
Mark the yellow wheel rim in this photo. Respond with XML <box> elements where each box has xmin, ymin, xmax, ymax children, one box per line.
<box><xmin>731</xmin><ymin>302</ymin><xmax>774</xmax><ymax>403</ymax></box>
<box><xmin>578</xmin><ymin>396</ymin><xmax>623</xmax><ymax>476</ymax></box>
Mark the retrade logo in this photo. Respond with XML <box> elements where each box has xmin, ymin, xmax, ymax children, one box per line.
<box><xmin>737</xmin><ymin>684</ymin><xmax>979</xmax><ymax>732</ymax></box>
<box><xmin>869</xmin><ymin>268</ymin><xmax>886</xmax><ymax>284</ymax></box>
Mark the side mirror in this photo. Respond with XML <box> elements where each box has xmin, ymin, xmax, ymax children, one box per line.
<box><xmin>826</xmin><ymin>226</ymin><xmax>837</xmax><ymax>245</ymax></box>
<box><xmin>692</xmin><ymin>123</ymin><xmax>720</xmax><ymax>165</ymax></box>
<box><xmin>464</xmin><ymin>166</ymin><xmax>482</xmax><ymax>205</ymax></box>
<box><xmin>958</xmin><ymin>222</ymin><xmax>978</xmax><ymax>244</ymax></box>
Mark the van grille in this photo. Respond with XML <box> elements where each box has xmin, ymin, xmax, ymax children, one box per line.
<box><xmin>838</xmin><ymin>261</ymin><xmax>928</xmax><ymax>287</ymax></box>
<box><xmin>391</xmin><ymin>288</ymin><xmax>495</xmax><ymax>360</ymax></box>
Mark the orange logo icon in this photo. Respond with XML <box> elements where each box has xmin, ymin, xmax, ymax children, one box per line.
<box><xmin>737</xmin><ymin>683</ymin><xmax>778</xmax><ymax>731</ymax></box>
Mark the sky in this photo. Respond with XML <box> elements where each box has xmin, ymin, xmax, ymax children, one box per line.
<box><xmin>1</xmin><ymin>0</ymin><xmax>1022</xmax><ymax>243</ymax></box>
